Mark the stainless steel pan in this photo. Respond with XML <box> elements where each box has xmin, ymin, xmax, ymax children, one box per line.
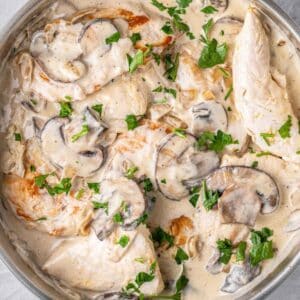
<box><xmin>0</xmin><ymin>0</ymin><xmax>299</xmax><ymax>299</ymax></box>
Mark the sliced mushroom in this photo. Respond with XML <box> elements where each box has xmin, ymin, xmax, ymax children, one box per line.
<box><xmin>92</xmin><ymin>178</ymin><xmax>146</xmax><ymax>240</ymax></box>
<box><xmin>218</xmin><ymin>184</ymin><xmax>261</xmax><ymax>227</ymax></box>
<box><xmin>40</xmin><ymin>116</ymin><xmax>104</xmax><ymax>177</ymax></box>
<box><xmin>206</xmin><ymin>249</ymin><xmax>223</xmax><ymax>275</ymax></box>
<box><xmin>190</xmin><ymin>101</ymin><xmax>227</xmax><ymax>135</ymax></box>
<box><xmin>206</xmin><ymin>166</ymin><xmax>280</xmax><ymax>215</ymax></box>
<box><xmin>202</xmin><ymin>0</ymin><xmax>229</xmax><ymax>13</ymax></box>
<box><xmin>221</xmin><ymin>262</ymin><xmax>261</xmax><ymax>293</ymax></box>
<box><xmin>155</xmin><ymin>133</ymin><xmax>219</xmax><ymax>200</ymax></box>
<box><xmin>285</xmin><ymin>210</ymin><xmax>300</xmax><ymax>232</ymax></box>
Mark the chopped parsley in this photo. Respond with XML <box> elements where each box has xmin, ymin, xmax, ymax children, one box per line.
<box><xmin>249</xmin><ymin>227</ymin><xmax>274</xmax><ymax>266</ymax></box>
<box><xmin>91</xmin><ymin>104</ymin><xmax>103</xmax><ymax>117</ymax></box>
<box><xmin>189</xmin><ymin>186</ymin><xmax>200</xmax><ymax>207</ymax></box>
<box><xmin>164</xmin><ymin>53</ymin><xmax>180</xmax><ymax>81</ymax></box>
<box><xmin>113</xmin><ymin>212</ymin><xmax>124</xmax><ymax>224</ymax></box>
<box><xmin>59</xmin><ymin>101</ymin><xmax>73</xmax><ymax>117</ymax></box>
<box><xmin>127</xmin><ymin>50</ymin><xmax>144</xmax><ymax>73</ymax></box>
<box><xmin>260</xmin><ymin>132</ymin><xmax>275</xmax><ymax>146</ymax></box>
<box><xmin>161</xmin><ymin>178</ymin><xmax>167</xmax><ymax>184</ymax></box>
<box><xmin>71</xmin><ymin>124</ymin><xmax>89</xmax><ymax>142</ymax></box>
<box><xmin>117</xmin><ymin>235</ymin><xmax>130</xmax><ymax>248</ymax></box>
<box><xmin>256</xmin><ymin>151</ymin><xmax>272</xmax><ymax>157</ymax></box>
<box><xmin>142</xmin><ymin>178</ymin><xmax>153</xmax><ymax>192</ymax></box>
<box><xmin>202</xmin><ymin>180</ymin><xmax>219</xmax><ymax>211</ymax></box>
<box><xmin>175</xmin><ymin>247</ymin><xmax>189</xmax><ymax>264</ymax></box>
<box><xmin>152</xmin><ymin>226</ymin><xmax>174</xmax><ymax>248</ymax></box>
<box><xmin>224</xmin><ymin>85</ymin><xmax>233</xmax><ymax>100</ymax></box>
<box><xmin>130</xmin><ymin>32</ymin><xmax>142</xmax><ymax>45</ymax></box>
<box><xmin>197</xmin><ymin>130</ymin><xmax>238</xmax><ymax>153</ymax></box>
<box><xmin>136</xmin><ymin>212</ymin><xmax>148</xmax><ymax>225</ymax></box>
<box><xmin>236</xmin><ymin>241</ymin><xmax>247</xmax><ymax>262</ymax></box>
<box><xmin>152</xmin><ymin>53</ymin><xmax>161</xmax><ymax>65</ymax></box>
<box><xmin>92</xmin><ymin>201</ymin><xmax>108</xmax><ymax>214</ymax></box>
<box><xmin>151</xmin><ymin>0</ymin><xmax>167</xmax><ymax>11</ymax></box>
<box><xmin>36</xmin><ymin>217</ymin><xmax>47</xmax><ymax>222</ymax></box>
<box><xmin>125</xmin><ymin>114</ymin><xmax>138</xmax><ymax>130</ymax></box>
<box><xmin>75</xmin><ymin>188</ymin><xmax>84</xmax><ymax>200</ymax></box>
<box><xmin>153</xmin><ymin>86</ymin><xmax>177</xmax><ymax>98</ymax></box>
<box><xmin>218</xmin><ymin>67</ymin><xmax>230</xmax><ymax>78</ymax></box>
<box><xmin>279</xmin><ymin>115</ymin><xmax>292</xmax><ymax>139</ymax></box>
<box><xmin>88</xmin><ymin>182</ymin><xmax>100</xmax><ymax>194</ymax></box>
<box><xmin>30</xmin><ymin>165</ymin><xmax>36</xmax><ymax>172</ymax></box>
<box><xmin>198</xmin><ymin>19</ymin><xmax>228</xmax><ymax>69</ymax></box>
<box><xmin>173</xmin><ymin>128</ymin><xmax>186</xmax><ymax>138</ymax></box>
<box><xmin>161</xmin><ymin>22</ymin><xmax>174</xmax><ymax>35</ymax></box>
<box><xmin>35</xmin><ymin>174</ymin><xmax>72</xmax><ymax>196</ymax></box>
<box><xmin>201</xmin><ymin>5</ymin><xmax>218</xmax><ymax>14</ymax></box>
<box><xmin>176</xmin><ymin>0</ymin><xmax>192</xmax><ymax>8</ymax></box>
<box><xmin>14</xmin><ymin>133</ymin><xmax>22</xmax><ymax>141</ymax></box>
<box><xmin>105</xmin><ymin>31</ymin><xmax>120</xmax><ymax>44</ymax></box>
<box><xmin>64</xmin><ymin>95</ymin><xmax>72</xmax><ymax>101</ymax></box>
<box><xmin>125</xmin><ymin>166</ymin><xmax>139</xmax><ymax>179</ymax></box>
<box><xmin>217</xmin><ymin>238</ymin><xmax>233</xmax><ymax>264</ymax></box>
<box><xmin>251</xmin><ymin>161</ymin><xmax>259</xmax><ymax>168</ymax></box>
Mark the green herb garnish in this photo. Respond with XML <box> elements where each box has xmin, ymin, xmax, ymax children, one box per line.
<box><xmin>197</xmin><ymin>130</ymin><xmax>238</xmax><ymax>153</ymax></box>
<box><xmin>251</xmin><ymin>161</ymin><xmax>259</xmax><ymax>168</ymax></box>
<box><xmin>136</xmin><ymin>212</ymin><xmax>148</xmax><ymax>225</ymax></box>
<box><xmin>125</xmin><ymin>166</ymin><xmax>139</xmax><ymax>179</ymax></box>
<box><xmin>236</xmin><ymin>241</ymin><xmax>247</xmax><ymax>262</ymax></box>
<box><xmin>153</xmin><ymin>86</ymin><xmax>177</xmax><ymax>98</ymax></box>
<box><xmin>161</xmin><ymin>178</ymin><xmax>167</xmax><ymax>184</ymax></box>
<box><xmin>88</xmin><ymin>182</ymin><xmax>100</xmax><ymax>194</ymax></box>
<box><xmin>217</xmin><ymin>238</ymin><xmax>233</xmax><ymax>264</ymax></box>
<box><xmin>161</xmin><ymin>22</ymin><xmax>174</xmax><ymax>34</ymax></box>
<box><xmin>224</xmin><ymin>85</ymin><xmax>233</xmax><ymax>100</ymax></box>
<box><xmin>249</xmin><ymin>227</ymin><xmax>274</xmax><ymax>266</ymax></box>
<box><xmin>92</xmin><ymin>201</ymin><xmax>108</xmax><ymax>214</ymax></box>
<box><xmin>71</xmin><ymin>124</ymin><xmax>89</xmax><ymax>142</ymax></box>
<box><xmin>279</xmin><ymin>115</ymin><xmax>292</xmax><ymax>139</ymax></box>
<box><xmin>189</xmin><ymin>186</ymin><xmax>200</xmax><ymax>207</ymax></box>
<box><xmin>14</xmin><ymin>133</ymin><xmax>22</xmax><ymax>141</ymax></box>
<box><xmin>256</xmin><ymin>151</ymin><xmax>272</xmax><ymax>157</ymax></box>
<box><xmin>130</xmin><ymin>32</ymin><xmax>142</xmax><ymax>45</ymax></box>
<box><xmin>164</xmin><ymin>53</ymin><xmax>180</xmax><ymax>81</ymax></box>
<box><xmin>59</xmin><ymin>101</ymin><xmax>73</xmax><ymax>117</ymax></box>
<box><xmin>105</xmin><ymin>31</ymin><xmax>120</xmax><ymax>44</ymax></box>
<box><xmin>201</xmin><ymin>5</ymin><xmax>218</xmax><ymax>14</ymax></box>
<box><xmin>127</xmin><ymin>50</ymin><xmax>144</xmax><ymax>73</ymax></box>
<box><xmin>125</xmin><ymin>114</ymin><xmax>138</xmax><ymax>130</ymax></box>
<box><xmin>117</xmin><ymin>235</ymin><xmax>130</xmax><ymax>248</ymax></box>
<box><xmin>173</xmin><ymin>128</ymin><xmax>186</xmax><ymax>138</ymax></box>
<box><xmin>202</xmin><ymin>180</ymin><xmax>219</xmax><ymax>211</ymax></box>
<box><xmin>175</xmin><ymin>247</ymin><xmax>189</xmax><ymax>264</ymax></box>
<box><xmin>92</xmin><ymin>104</ymin><xmax>103</xmax><ymax>117</ymax></box>
<box><xmin>30</xmin><ymin>165</ymin><xmax>36</xmax><ymax>172</ymax></box>
<box><xmin>142</xmin><ymin>178</ymin><xmax>153</xmax><ymax>192</ymax></box>
<box><xmin>152</xmin><ymin>227</ymin><xmax>174</xmax><ymax>248</ymax></box>
<box><xmin>260</xmin><ymin>132</ymin><xmax>275</xmax><ymax>146</ymax></box>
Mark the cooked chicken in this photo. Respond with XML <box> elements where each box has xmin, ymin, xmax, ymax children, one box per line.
<box><xmin>233</xmin><ymin>8</ymin><xmax>300</xmax><ymax>163</ymax></box>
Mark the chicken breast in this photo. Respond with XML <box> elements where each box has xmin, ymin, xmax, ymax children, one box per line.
<box><xmin>43</xmin><ymin>225</ymin><xmax>164</xmax><ymax>294</ymax></box>
<box><xmin>233</xmin><ymin>8</ymin><xmax>300</xmax><ymax>162</ymax></box>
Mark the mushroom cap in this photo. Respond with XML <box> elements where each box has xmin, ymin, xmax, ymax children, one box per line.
<box><xmin>155</xmin><ymin>133</ymin><xmax>220</xmax><ymax>201</ymax></box>
<box><xmin>206</xmin><ymin>166</ymin><xmax>280</xmax><ymax>215</ymax></box>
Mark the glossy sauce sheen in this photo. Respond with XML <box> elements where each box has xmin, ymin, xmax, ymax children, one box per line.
<box><xmin>0</xmin><ymin>0</ymin><xmax>300</xmax><ymax>299</ymax></box>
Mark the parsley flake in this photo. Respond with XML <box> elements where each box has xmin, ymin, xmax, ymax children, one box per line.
<box><xmin>130</xmin><ymin>32</ymin><xmax>142</xmax><ymax>45</ymax></box>
<box><xmin>88</xmin><ymin>182</ymin><xmax>100</xmax><ymax>194</ymax></box>
<box><xmin>117</xmin><ymin>235</ymin><xmax>130</xmax><ymax>248</ymax></box>
<box><xmin>175</xmin><ymin>247</ymin><xmax>189</xmax><ymax>264</ymax></box>
<box><xmin>125</xmin><ymin>114</ymin><xmax>139</xmax><ymax>130</ymax></box>
<box><xmin>92</xmin><ymin>104</ymin><xmax>103</xmax><ymax>117</ymax></box>
<box><xmin>236</xmin><ymin>241</ymin><xmax>247</xmax><ymax>262</ymax></box>
<box><xmin>217</xmin><ymin>238</ymin><xmax>233</xmax><ymax>264</ymax></box>
<box><xmin>105</xmin><ymin>31</ymin><xmax>120</xmax><ymax>44</ymax></box>
<box><xmin>260</xmin><ymin>132</ymin><xmax>275</xmax><ymax>146</ymax></box>
<box><xmin>279</xmin><ymin>115</ymin><xmax>292</xmax><ymax>139</ymax></box>
<box><xmin>202</xmin><ymin>180</ymin><xmax>219</xmax><ymax>211</ymax></box>
<box><xmin>152</xmin><ymin>227</ymin><xmax>174</xmax><ymax>248</ymax></box>
<box><xmin>173</xmin><ymin>128</ymin><xmax>187</xmax><ymax>138</ymax></box>
<box><xmin>14</xmin><ymin>133</ymin><xmax>22</xmax><ymax>141</ymax></box>
<box><xmin>201</xmin><ymin>5</ymin><xmax>218</xmax><ymax>14</ymax></box>
<box><xmin>125</xmin><ymin>166</ymin><xmax>139</xmax><ymax>179</ymax></box>
<box><xmin>71</xmin><ymin>124</ymin><xmax>89</xmax><ymax>142</ymax></box>
<box><xmin>59</xmin><ymin>101</ymin><xmax>73</xmax><ymax>117</ymax></box>
<box><xmin>92</xmin><ymin>201</ymin><xmax>109</xmax><ymax>214</ymax></box>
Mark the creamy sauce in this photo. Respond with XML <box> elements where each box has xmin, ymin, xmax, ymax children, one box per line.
<box><xmin>0</xmin><ymin>0</ymin><xmax>300</xmax><ymax>299</ymax></box>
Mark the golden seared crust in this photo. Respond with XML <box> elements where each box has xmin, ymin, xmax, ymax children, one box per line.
<box><xmin>2</xmin><ymin>174</ymin><xmax>94</xmax><ymax>237</ymax></box>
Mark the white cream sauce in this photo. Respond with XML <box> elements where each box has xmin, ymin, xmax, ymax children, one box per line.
<box><xmin>0</xmin><ymin>0</ymin><xmax>300</xmax><ymax>299</ymax></box>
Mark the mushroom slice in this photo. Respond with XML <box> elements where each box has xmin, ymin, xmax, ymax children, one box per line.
<box><xmin>285</xmin><ymin>210</ymin><xmax>300</xmax><ymax>232</ymax></box>
<box><xmin>92</xmin><ymin>178</ymin><xmax>146</xmax><ymax>240</ymax></box>
<box><xmin>206</xmin><ymin>249</ymin><xmax>223</xmax><ymax>275</ymax></box>
<box><xmin>202</xmin><ymin>0</ymin><xmax>228</xmax><ymax>13</ymax></box>
<box><xmin>221</xmin><ymin>262</ymin><xmax>261</xmax><ymax>293</ymax></box>
<box><xmin>31</xmin><ymin>21</ymin><xmax>86</xmax><ymax>83</ymax></box>
<box><xmin>218</xmin><ymin>185</ymin><xmax>261</xmax><ymax>227</ymax></box>
<box><xmin>41</xmin><ymin>117</ymin><xmax>104</xmax><ymax>177</ymax></box>
<box><xmin>15</xmin><ymin>52</ymin><xmax>85</xmax><ymax>102</ymax></box>
<box><xmin>206</xmin><ymin>166</ymin><xmax>280</xmax><ymax>215</ymax></box>
<box><xmin>190</xmin><ymin>101</ymin><xmax>227</xmax><ymax>135</ymax></box>
<box><xmin>155</xmin><ymin>133</ymin><xmax>219</xmax><ymax>201</ymax></box>
<box><xmin>79</xmin><ymin>19</ymin><xmax>117</xmax><ymax>56</ymax></box>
